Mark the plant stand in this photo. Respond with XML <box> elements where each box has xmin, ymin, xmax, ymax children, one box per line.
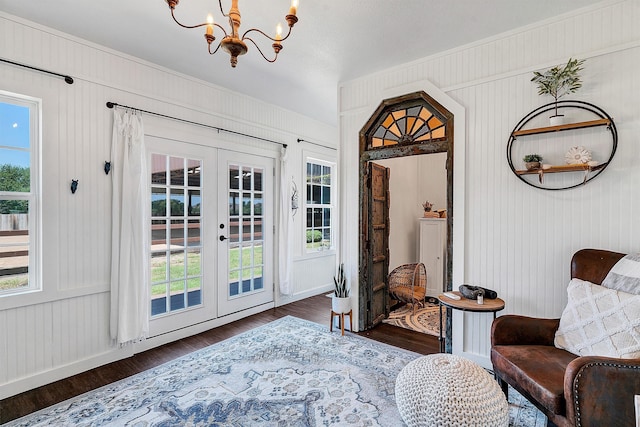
<box><xmin>330</xmin><ymin>309</ymin><xmax>352</xmax><ymax>336</ymax></box>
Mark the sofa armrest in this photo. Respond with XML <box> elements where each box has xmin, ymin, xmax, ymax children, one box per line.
<box><xmin>491</xmin><ymin>315</ymin><xmax>560</xmax><ymax>346</ymax></box>
<box><xmin>564</xmin><ymin>356</ymin><xmax>640</xmax><ymax>427</ymax></box>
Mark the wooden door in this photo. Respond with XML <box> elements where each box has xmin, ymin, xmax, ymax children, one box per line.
<box><xmin>363</xmin><ymin>162</ymin><xmax>390</xmax><ymax>328</ymax></box>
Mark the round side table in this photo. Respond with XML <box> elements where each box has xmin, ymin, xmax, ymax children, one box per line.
<box><xmin>438</xmin><ymin>291</ymin><xmax>505</xmax><ymax>353</ymax></box>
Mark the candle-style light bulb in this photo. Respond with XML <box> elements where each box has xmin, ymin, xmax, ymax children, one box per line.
<box><xmin>275</xmin><ymin>23</ymin><xmax>283</xmax><ymax>41</ymax></box>
<box><xmin>289</xmin><ymin>0</ymin><xmax>298</xmax><ymax>16</ymax></box>
<box><xmin>206</xmin><ymin>14</ymin><xmax>214</xmax><ymax>36</ymax></box>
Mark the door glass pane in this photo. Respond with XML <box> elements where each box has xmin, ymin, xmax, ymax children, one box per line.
<box><xmin>242</xmin><ymin>193</ymin><xmax>252</xmax><ymax>215</ymax></box>
<box><xmin>254</xmin><ymin>193</ymin><xmax>263</xmax><ymax>215</ymax></box>
<box><xmin>151</xmin><ymin>187</ymin><xmax>166</xmax><ymax>217</ymax></box>
<box><xmin>151</xmin><ymin>219</ymin><xmax>166</xmax><ymax>250</ymax></box>
<box><xmin>229</xmin><ymin>165</ymin><xmax>240</xmax><ymax>190</ymax></box>
<box><xmin>253</xmin><ymin>168</ymin><xmax>263</xmax><ymax>191</ymax></box>
<box><xmin>187</xmin><ymin>159</ymin><xmax>201</xmax><ymax>187</ymax></box>
<box><xmin>169</xmin><ymin>157</ymin><xmax>184</xmax><ymax>186</ymax></box>
<box><xmin>169</xmin><ymin>251</ymin><xmax>185</xmax><ymax>280</ymax></box>
<box><xmin>242</xmin><ymin>167</ymin><xmax>252</xmax><ymax>191</ymax></box>
<box><xmin>187</xmin><ymin>219</ymin><xmax>200</xmax><ymax>247</ymax></box>
<box><xmin>170</xmin><ymin>219</ymin><xmax>184</xmax><ymax>248</ymax></box>
<box><xmin>150</xmin><ymin>153</ymin><xmax>203</xmax><ymax>317</ymax></box>
<box><xmin>229</xmin><ymin>217</ymin><xmax>240</xmax><ymax>243</ymax></box>
<box><xmin>151</xmin><ymin>154</ymin><xmax>167</xmax><ymax>184</ymax></box>
<box><xmin>188</xmin><ymin>190</ymin><xmax>201</xmax><ymax>216</ymax></box>
<box><xmin>229</xmin><ymin>192</ymin><xmax>239</xmax><ymax>216</ymax></box>
<box><xmin>170</xmin><ymin>189</ymin><xmax>184</xmax><ymax>216</ymax></box>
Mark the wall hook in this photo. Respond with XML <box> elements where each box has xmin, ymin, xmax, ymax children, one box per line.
<box><xmin>70</xmin><ymin>179</ymin><xmax>79</xmax><ymax>194</ymax></box>
<box><xmin>104</xmin><ymin>161</ymin><xmax>111</xmax><ymax>175</ymax></box>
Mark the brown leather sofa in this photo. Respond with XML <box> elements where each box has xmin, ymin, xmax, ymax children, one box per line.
<box><xmin>491</xmin><ymin>248</ymin><xmax>640</xmax><ymax>427</ymax></box>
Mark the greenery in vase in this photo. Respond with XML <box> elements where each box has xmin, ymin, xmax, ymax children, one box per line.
<box><xmin>523</xmin><ymin>154</ymin><xmax>543</xmax><ymax>163</ymax></box>
<box><xmin>531</xmin><ymin>58</ymin><xmax>585</xmax><ymax>117</ymax></box>
<box><xmin>334</xmin><ymin>263</ymin><xmax>349</xmax><ymax>297</ymax></box>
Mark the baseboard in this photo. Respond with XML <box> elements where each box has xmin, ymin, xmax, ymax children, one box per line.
<box><xmin>0</xmin><ymin>302</ymin><xmax>277</xmax><ymax>401</ymax></box>
<box><xmin>134</xmin><ymin>302</ymin><xmax>276</xmax><ymax>353</ymax></box>
<box><xmin>276</xmin><ymin>285</ymin><xmax>333</xmax><ymax>307</ymax></box>
<box><xmin>0</xmin><ymin>347</ymin><xmax>131</xmax><ymax>400</ymax></box>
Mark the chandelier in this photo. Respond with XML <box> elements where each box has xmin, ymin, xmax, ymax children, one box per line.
<box><xmin>165</xmin><ymin>0</ymin><xmax>299</xmax><ymax>68</ymax></box>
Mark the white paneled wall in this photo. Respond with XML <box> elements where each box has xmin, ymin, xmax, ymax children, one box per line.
<box><xmin>0</xmin><ymin>12</ymin><xmax>336</xmax><ymax>398</ymax></box>
<box><xmin>340</xmin><ymin>0</ymin><xmax>640</xmax><ymax>366</ymax></box>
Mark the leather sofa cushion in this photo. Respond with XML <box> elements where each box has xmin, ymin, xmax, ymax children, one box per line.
<box><xmin>491</xmin><ymin>345</ymin><xmax>577</xmax><ymax>415</ymax></box>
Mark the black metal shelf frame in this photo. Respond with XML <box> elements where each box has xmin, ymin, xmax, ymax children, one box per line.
<box><xmin>506</xmin><ymin>100</ymin><xmax>617</xmax><ymax>190</ymax></box>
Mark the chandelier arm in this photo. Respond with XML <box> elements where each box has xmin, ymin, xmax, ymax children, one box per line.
<box><xmin>218</xmin><ymin>0</ymin><xmax>229</xmax><ymax>17</ymax></box>
<box><xmin>242</xmin><ymin>23</ymin><xmax>293</xmax><ymax>43</ymax></box>
<box><xmin>208</xmin><ymin>41</ymin><xmax>223</xmax><ymax>55</ymax></box>
<box><xmin>214</xmin><ymin>23</ymin><xmax>229</xmax><ymax>38</ymax></box>
<box><xmin>170</xmin><ymin>10</ymin><xmax>229</xmax><ymax>38</ymax></box>
<box><xmin>243</xmin><ymin>37</ymin><xmax>278</xmax><ymax>63</ymax></box>
<box><xmin>170</xmin><ymin>9</ymin><xmax>208</xmax><ymax>29</ymax></box>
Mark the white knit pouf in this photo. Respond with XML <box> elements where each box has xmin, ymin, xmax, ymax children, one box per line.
<box><xmin>395</xmin><ymin>354</ymin><xmax>508</xmax><ymax>427</ymax></box>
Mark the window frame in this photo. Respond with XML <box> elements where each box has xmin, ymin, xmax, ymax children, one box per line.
<box><xmin>0</xmin><ymin>90</ymin><xmax>41</xmax><ymax>298</ymax></box>
<box><xmin>304</xmin><ymin>156</ymin><xmax>336</xmax><ymax>254</ymax></box>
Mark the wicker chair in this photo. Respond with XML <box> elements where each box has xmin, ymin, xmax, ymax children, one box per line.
<box><xmin>388</xmin><ymin>263</ymin><xmax>427</xmax><ymax>314</ymax></box>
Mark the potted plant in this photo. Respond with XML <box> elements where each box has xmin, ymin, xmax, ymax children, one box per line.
<box><xmin>422</xmin><ymin>201</ymin><xmax>439</xmax><ymax>218</ymax></box>
<box><xmin>523</xmin><ymin>154</ymin><xmax>543</xmax><ymax>170</ymax></box>
<box><xmin>332</xmin><ymin>263</ymin><xmax>350</xmax><ymax>314</ymax></box>
<box><xmin>531</xmin><ymin>57</ymin><xmax>585</xmax><ymax>125</ymax></box>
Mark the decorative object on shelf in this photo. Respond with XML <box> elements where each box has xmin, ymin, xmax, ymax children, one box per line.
<box><xmin>422</xmin><ymin>200</ymin><xmax>439</xmax><ymax>218</ymax></box>
<box><xmin>531</xmin><ymin>58</ymin><xmax>585</xmax><ymax>124</ymax></box>
<box><xmin>523</xmin><ymin>153</ymin><xmax>543</xmax><ymax>170</ymax></box>
<box><xmin>565</xmin><ymin>146</ymin><xmax>592</xmax><ymax>164</ymax></box>
<box><xmin>164</xmin><ymin>0</ymin><xmax>299</xmax><ymax>68</ymax></box>
<box><xmin>332</xmin><ymin>263</ymin><xmax>350</xmax><ymax>313</ymax></box>
<box><xmin>70</xmin><ymin>179</ymin><xmax>79</xmax><ymax>194</ymax></box>
<box><xmin>506</xmin><ymin>100</ymin><xmax>617</xmax><ymax>190</ymax></box>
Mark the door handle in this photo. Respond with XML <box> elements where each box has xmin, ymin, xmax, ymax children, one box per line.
<box><xmin>219</xmin><ymin>235</ymin><xmax>228</xmax><ymax>241</ymax></box>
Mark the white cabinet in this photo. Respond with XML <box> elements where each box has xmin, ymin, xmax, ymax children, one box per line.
<box><xmin>418</xmin><ymin>218</ymin><xmax>446</xmax><ymax>297</ymax></box>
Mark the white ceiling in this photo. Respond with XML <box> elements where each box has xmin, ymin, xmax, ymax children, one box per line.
<box><xmin>0</xmin><ymin>0</ymin><xmax>603</xmax><ymax>125</ymax></box>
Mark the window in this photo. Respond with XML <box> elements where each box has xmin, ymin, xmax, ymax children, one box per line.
<box><xmin>305</xmin><ymin>159</ymin><xmax>334</xmax><ymax>252</ymax></box>
<box><xmin>0</xmin><ymin>91</ymin><xmax>40</xmax><ymax>295</ymax></box>
<box><xmin>369</xmin><ymin>104</ymin><xmax>447</xmax><ymax>149</ymax></box>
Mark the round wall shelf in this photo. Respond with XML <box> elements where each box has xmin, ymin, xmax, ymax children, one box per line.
<box><xmin>506</xmin><ymin>100</ymin><xmax>617</xmax><ymax>190</ymax></box>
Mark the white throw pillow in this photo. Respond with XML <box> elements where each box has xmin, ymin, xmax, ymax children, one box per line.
<box><xmin>554</xmin><ymin>278</ymin><xmax>640</xmax><ymax>358</ymax></box>
<box><xmin>601</xmin><ymin>253</ymin><xmax>640</xmax><ymax>295</ymax></box>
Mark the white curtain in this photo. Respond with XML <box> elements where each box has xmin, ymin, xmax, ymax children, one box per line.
<box><xmin>110</xmin><ymin>109</ymin><xmax>150</xmax><ymax>346</ymax></box>
<box><xmin>278</xmin><ymin>146</ymin><xmax>294</xmax><ymax>295</ymax></box>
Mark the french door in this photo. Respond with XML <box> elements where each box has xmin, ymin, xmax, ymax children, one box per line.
<box><xmin>217</xmin><ymin>151</ymin><xmax>274</xmax><ymax>317</ymax></box>
<box><xmin>146</xmin><ymin>136</ymin><xmax>273</xmax><ymax>336</ymax></box>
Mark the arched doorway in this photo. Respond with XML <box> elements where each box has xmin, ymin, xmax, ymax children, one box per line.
<box><xmin>358</xmin><ymin>91</ymin><xmax>454</xmax><ymax>334</ymax></box>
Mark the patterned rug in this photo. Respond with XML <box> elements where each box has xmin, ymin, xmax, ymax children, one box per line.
<box><xmin>382</xmin><ymin>303</ymin><xmax>445</xmax><ymax>336</ymax></box>
<box><xmin>8</xmin><ymin>316</ymin><xmax>546</xmax><ymax>426</ymax></box>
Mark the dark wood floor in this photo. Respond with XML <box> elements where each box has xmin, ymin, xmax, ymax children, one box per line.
<box><xmin>0</xmin><ymin>294</ymin><xmax>439</xmax><ymax>423</ymax></box>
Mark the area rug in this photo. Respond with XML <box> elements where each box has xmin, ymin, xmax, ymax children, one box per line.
<box><xmin>382</xmin><ymin>303</ymin><xmax>445</xmax><ymax>336</ymax></box>
<box><xmin>8</xmin><ymin>316</ymin><xmax>546</xmax><ymax>426</ymax></box>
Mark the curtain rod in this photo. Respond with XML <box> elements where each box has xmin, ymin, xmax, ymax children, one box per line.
<box><xmin>297</xmin><ymin>138</ymin><xmax>337</xmax><ymax>151</ymax></box>
<box><xmin>0</xmin><ymin>58</ymin><xmax>74</xmax><ymax>84</ymax></box>
<box><xmin>106</xmin><ymin>102</ymin><xmax>287</xmax><ymax>148</ymax></box>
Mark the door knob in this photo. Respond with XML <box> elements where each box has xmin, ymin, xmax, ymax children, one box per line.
<box><xmin>219</xmin><ymin>235</ymin><xmax>228</xmax><ymax>241</ymax></box>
